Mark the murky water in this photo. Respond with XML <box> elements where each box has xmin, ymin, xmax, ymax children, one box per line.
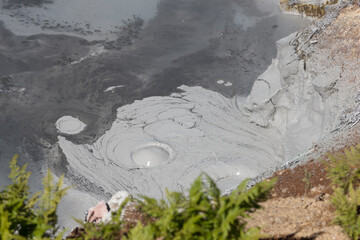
<box><xmin>233</xmin><ymin>0</ymin><xmax>309</xmax><ymax>39</ymax></box>
<box><xmin>0</xmin><ymin>0</ymin><xmax>160</xmax><ymax>40</ymax></box>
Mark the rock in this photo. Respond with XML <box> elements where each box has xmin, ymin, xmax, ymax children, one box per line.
<box><xmin>102</xmin><ymin>191</ymin><xmax>130</xmax><ymax>223</ymax></box>
<box><xmin>108</xmin><ymin>191</ymin><xmax>130</xmax><ymax>210</ymax></box>
<box><xmin>85</xmin><ymin>200</ymin><xmax>110</xmax><ymax>224</ymax></box>
<box><xmin>84</xmin><ymin>191</ymin><xmax>131</xmax><ymax>224</ymax></box>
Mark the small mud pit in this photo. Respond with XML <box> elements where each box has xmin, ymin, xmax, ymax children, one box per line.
<box><xmin>56</xmin><ymin>116</ymin><xmax>86</xmax><ymax>135</ymax></box>
<box><xmin>131</xmin><ymin>143</ymin><xmax>173</xmax><ymax>168</ymax></box>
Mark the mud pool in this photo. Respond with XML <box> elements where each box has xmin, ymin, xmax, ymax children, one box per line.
<box><xmin>0</xmin><ymin>0</ymin><xmax>310</xmax><ymax>229</ymax></box>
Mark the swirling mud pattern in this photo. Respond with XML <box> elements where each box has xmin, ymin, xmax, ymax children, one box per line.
<box><xmin>0</xmin><ymin>0</ymin><xmax>310</xmax><ymax>228</ymax></box>
<box><xmin>59</xmin><ymin>86</ymin><xmax>283</xmax><ymax>198</ymax></box>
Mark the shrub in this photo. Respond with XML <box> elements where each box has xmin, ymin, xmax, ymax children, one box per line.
<box><xmin>0</xmin><ymin>156</ymin><xmax>274</xmax><ymax>240</ymax></box>
<box><xmin>76</xmin><ymin>174</ymin><xmax>274</xmax><ymax>240</ymax></box>
<box><xmin>125</xmin><ymin>174</ymin><xmax>275</xmax><ymax>240</ymax></box>
<box><xmin>0</xmin><ymin>155</ymin><xmax>69</xmax><ymax>239</ymax></box>
<box><xmin>325</xmin><ymin>145</ymin><xmax>360</xmax><ymax>239</ymax></box>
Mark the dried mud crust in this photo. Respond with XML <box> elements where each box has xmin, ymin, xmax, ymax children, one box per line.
<box><xmin>317</xmin><ymin>5</ymin><xmax>360</xmax><ymax>62</ymax></box>
<box><xmin>314</xmin><ymin>5</ymin><xmax>360</xmax><ymax>106</ymax></box>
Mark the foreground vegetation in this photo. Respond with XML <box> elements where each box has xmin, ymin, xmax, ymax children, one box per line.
<box><xmin>81</xmin><ymin>175</ymin><xmax>275</xmax><ymax>240</ymax></box>
<box><xmin>3</xmin><ymin>144</ymin><xmax>360</xmax><ymax>239</ymax></box>
<box><xmin>325</xmin><ymin>145</ymin><xmax>360</xmax><ymax>239</ymax></box>
<box><xmin>0</xmin><ymin>155</ymin><xmax>68</xmax><ymax>239</ymax></box>
<box><xmin>0</xmin><ymin>156</ymin><xmax>274</xmax><ymax>240</ymax></box>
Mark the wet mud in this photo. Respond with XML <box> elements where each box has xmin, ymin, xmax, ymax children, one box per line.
<box><xmin>0</xmin><ymin>0</ymin><xmax>310</xmax><ymax>225</ymax></box>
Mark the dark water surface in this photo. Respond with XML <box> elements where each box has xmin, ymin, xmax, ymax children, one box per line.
<box><xmin>0</xmin><ymin>0</ymin><xmax>160</xmax><ymax>40</ymax></box>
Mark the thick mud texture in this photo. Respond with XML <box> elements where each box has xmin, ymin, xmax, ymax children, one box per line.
<box><xmin>0</xmin><ymin>0</ymin><xmax>309</xmax><ymax>229</ymax></box>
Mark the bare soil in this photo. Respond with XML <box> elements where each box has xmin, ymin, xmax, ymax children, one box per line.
<box><xmin>246</xmin><ymin>125</ymin><xmax>360</xmax><ymax>239</ymax></box>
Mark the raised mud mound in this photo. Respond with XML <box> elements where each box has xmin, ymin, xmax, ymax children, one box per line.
<box><xmin>56</xmin><ymin>116</ymin><xmax>87</xmax><ymax>135</ymax></box>
<box><xmin>131</xmin><ymin>143</ymin><xmax>174</xmax><ymax>168</ymax></box>
<box><xmin>245</xmin><ymin>3</ymin><xmax>360</xmax><ymax>163</ymax></box>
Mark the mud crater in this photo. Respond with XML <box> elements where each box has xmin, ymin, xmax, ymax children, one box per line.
<box><xmin>131</xmin><ymin>143</ymin><xmax>174</xmax><ymax>168</ymax></box>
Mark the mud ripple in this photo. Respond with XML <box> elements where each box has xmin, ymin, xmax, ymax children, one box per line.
<box><xmin>56</xmin><ymin>116</ymin><xmax>86</xmax><ymax>135</ymax></box>
<box><xmin>58</xmin><ymin>86</ymin><xmax>284</xmax><ymax>198</ymax></box>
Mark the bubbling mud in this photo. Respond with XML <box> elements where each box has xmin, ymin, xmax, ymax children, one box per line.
<box><xmin>58</xmin><ymin>86</ymin><xmax>283</xmax><ymax>198</ymax></box>
<box><xmin>56</xmin><ymin>116</ymin><xmax>86</xmax><ymax>135</ymax></box>
<box><xmin>131</xmin><ymin>143</ymin><xmax>174</xmax><ymax>168</ymax></box>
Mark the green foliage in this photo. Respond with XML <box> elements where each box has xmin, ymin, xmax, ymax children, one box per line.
<box><xmin>126</xmin><ymin>174</ymin><xmax>275</xmax><ymax>240</ymax></box>
<box><xmin>0</xmin><ymin>155</ymin><xmax>69</xmax><ymax>240</ymax></box>
<box><xmin>0</xmin><ymin>156</ymin><xmax>274</xmax><ymax>240</ymax></box>
<box><xmin>331</xmin><ymin>184</ymin><xmax>360</xmax><ymax>240</ymax></box>
<box><xmin>73</xmin><ymin>174</ymin><xmax>274</xmax><ymax>240</ymax></box>
<box><xmin>325</xmin><ymin>145</ymin><xmax>360</xmax><ymax>194</ymax></box>
<box><xmin>325</xmin><ymin>145</ymin><xmax>360</xmax><ymax>239</ymax></box>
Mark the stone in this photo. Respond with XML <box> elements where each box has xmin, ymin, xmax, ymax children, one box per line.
<box><xmin>102</xmin><ymin>191</ymin><xmax>131</xmax><ymax>223</ymax></box>
<box><xmin>85</xmin><ymin>191</ymin><xmax>130</xmax><ymax>224</ymax></box>
<box><xmin>85</xmin><ymin>200</ymin><xmax>109</xmax><ymax>224</ymax></box>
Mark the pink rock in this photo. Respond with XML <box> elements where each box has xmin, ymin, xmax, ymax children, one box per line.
<box><xmin>85</xmin><ymin>200</ymin><xmax>109</xmax><ymax>223</ymax></box>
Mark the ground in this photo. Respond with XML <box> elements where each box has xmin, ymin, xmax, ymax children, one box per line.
<box><xmin>246</xmin><ymin>121</ymin><xmax>360</xmax><ymax>239</ymax></box>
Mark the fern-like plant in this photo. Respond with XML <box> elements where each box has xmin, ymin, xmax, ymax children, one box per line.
<box><xmin>0</xmin><ymin>155</ymin><xmax>69</xmax><ymax>239</ymax></box>
<box><xmin>74</xmin><ymin>174</ymin><xmax>274</xmax><ymax>240</ymax></box>
<box><xmin>325</xmin><ymin>145</ymin><xmax>360</xmax><ymax>239</ymax></box>
<box><xmin>126</xmin><ymin>174</ymin><xmax>275</xmax><ymax>240</ymax></box>
<box><xmin>326</xmin><ymin>145</ymin><xmax>360</xmax><ymax>194</ymax></box>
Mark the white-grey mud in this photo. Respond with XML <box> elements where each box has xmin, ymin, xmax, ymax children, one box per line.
<box><xmin>0</xmin><ymin>0</ymin><xmax>309</xmax><ymax>230</ymax></box>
